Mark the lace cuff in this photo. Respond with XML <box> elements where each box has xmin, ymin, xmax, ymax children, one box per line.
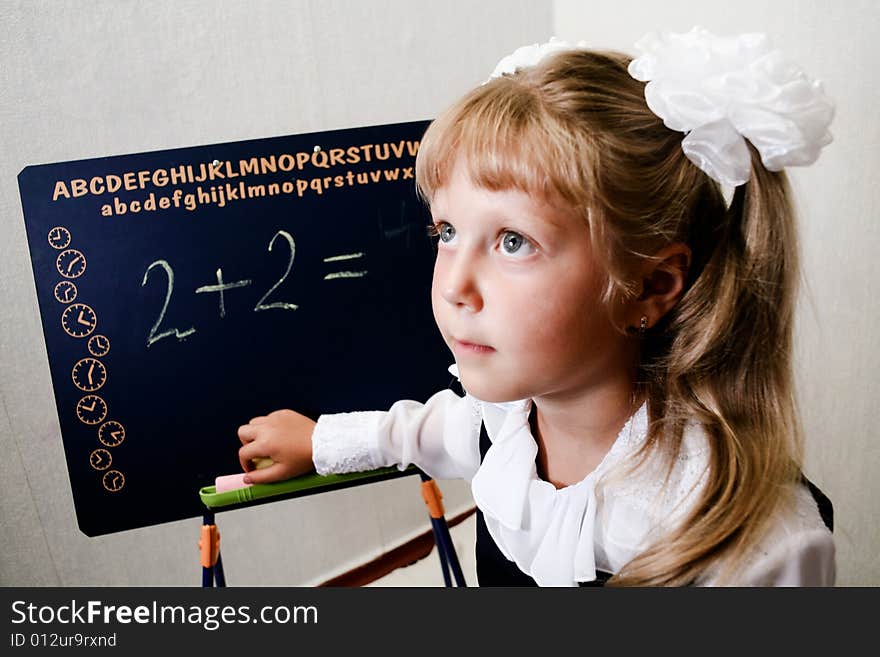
<box><xmin>312</xmin><ymin>411</ymin><xmax>388</xmax><ymax>475</ymax></box>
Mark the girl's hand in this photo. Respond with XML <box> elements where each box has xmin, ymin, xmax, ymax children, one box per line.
<box><xmin>237</xmin><ymin>409</ymin><xmax>316</xmax><ymax>484</ymax></box>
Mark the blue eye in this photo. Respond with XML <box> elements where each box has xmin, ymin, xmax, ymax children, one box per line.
<box><xmin>501</xmin><ymin>231</ymin><xmax>534</xmax><ymax>256</ymax></box>
<box><xmin>429</xmin><ymin>222</ymin><xmax>456</xmax><ymax>243</ymax></box>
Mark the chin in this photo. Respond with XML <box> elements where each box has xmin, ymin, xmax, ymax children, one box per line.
<box><xmin>457</xmin><ymin>373</ymin><xmax>527</xmax><ymax>403</ymax></box>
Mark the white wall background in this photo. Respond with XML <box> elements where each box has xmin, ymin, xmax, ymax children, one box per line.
<box><xmin>0</xmin><ymin>0</ymin><xmax>549</xmax><ymax>586</ymax></box>
<box><xmin>553</xmin><ymin>0</ymin><xmax>879</xmax><ymax>585</ymax></box>
<box><xmin>2</xmin><ymin>0</ymin><xmax>876</xmax><ymax>586</ymax></box>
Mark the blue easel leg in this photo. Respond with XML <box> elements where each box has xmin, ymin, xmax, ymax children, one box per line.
<box><xmin>438</xmin><ymin>519</ymin><xmax>466</xmax><ymax>586</ymax></box>
<box><xmin>200</xmin><ymin>512</ymin><xmax>224</xmax><ymax>587</ymax></box>
<box><xmin>430</xmin><ymin>517</ymin><xmax>453</xmax><ymax>586</ymax></box>
<box><xmin>214</xmin><ymin>552</ymin><xmax>226</xmax><ymax>587</ymax></box>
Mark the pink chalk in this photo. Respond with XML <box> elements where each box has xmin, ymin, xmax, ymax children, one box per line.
<box><xmin>215</xmin><ymin>473</ymin><xmax>252</xmax><ymax>493</ymax></box>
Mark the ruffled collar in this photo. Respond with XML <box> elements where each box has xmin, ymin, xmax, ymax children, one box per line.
<box><xmin>458</xmin><ymin>362</ymin><xmax>649</xmax><ymax>586</ymax></box>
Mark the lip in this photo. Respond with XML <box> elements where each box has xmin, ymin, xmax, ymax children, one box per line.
<box><xmin>452</xmin><ymin>338</ymin><xmax>495</xmax><ymax>355</ymax></box>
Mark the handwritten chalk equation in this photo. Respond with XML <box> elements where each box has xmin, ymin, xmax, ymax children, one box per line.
<box><xmin>140</xmin><ymin>229</ymin><xmax>368</xmax><ymax>348</ymax></box>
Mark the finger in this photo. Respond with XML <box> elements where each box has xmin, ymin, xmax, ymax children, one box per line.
<box><xmin>248</xmin><ymin>416</ymin><xmax>269</xmax><ymax>425</ymax></box>
<box><xmin>237</xmin><ymin>424</ymin><xmax>258</xmax><ymax>444</ymax></box>
<box><xmin>243</xmin><ymin>462</ymin><xmax>289</xmax><ymax>485</ymax></box>
<box><xmin>238</xmin><ymin>442</ymin><xmax>265</xmax><ymax>471</ymax></box>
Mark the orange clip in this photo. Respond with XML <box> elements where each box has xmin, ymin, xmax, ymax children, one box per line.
<box><xmin>198</xmin><ymin>524</ymin><xmax>221</xmax><ymax>568</ymax></box>
<box><xmin>421</xmin><ymin>479</ymin><xmax>445</xmax><ymax>519</ymax></box>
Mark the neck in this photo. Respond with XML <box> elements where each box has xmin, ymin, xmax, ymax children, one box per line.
<box><xmin>531</xmin><ymin>366</ymin><xmax>643</xmax><ymax>488</ymax></box>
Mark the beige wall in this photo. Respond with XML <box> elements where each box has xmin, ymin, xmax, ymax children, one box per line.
<box><xmin>0</xmin><ymin>0</ymin><xmax>550</xmax><ymax>586</ymax></box>
<box><xmin>554</xmin><ymin>0</ymin><xmax>880</xmax><ymax>585</ymax></box>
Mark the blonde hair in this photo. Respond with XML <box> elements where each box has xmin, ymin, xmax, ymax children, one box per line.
<box><xmin>414</xmin><ymin>49</ymin><xmax>805</xmax><ymax>586</ymax></box>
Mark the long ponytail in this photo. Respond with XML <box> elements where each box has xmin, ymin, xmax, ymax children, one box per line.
<box><xmin>612</xmin><ymin>145</ymin><xmax>805</xmax><ymax>585</ymax></box>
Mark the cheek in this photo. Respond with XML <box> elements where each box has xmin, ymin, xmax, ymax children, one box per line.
<box><xmin>430</xmin><ymin>258</ymin><xmax>446</xmax><ymax>326</ymax></box>
<box><xmin>430</xmin><ymin>255</ymin><xmax>443</xmax><ymax>295</ymax></box>
<box><xmin>521</xmin><ymin>297</ymin><xmax>576</xmax><ymax>346</ymax></box>
<box><xmin>516</xmin><ymin>275</ymin><xmax>604</xmax><ymax>346</ymax></box>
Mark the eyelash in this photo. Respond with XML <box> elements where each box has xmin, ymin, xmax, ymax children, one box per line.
<box><xmin>427</xmin><ymin>221</ymin><xmax>536</xmax><ymax>256</ymax></box>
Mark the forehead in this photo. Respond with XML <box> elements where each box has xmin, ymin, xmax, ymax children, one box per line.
<box><xmin>431</xmin><ymin>157</ymin><xmax>575</xmax><ymax>230</ymax></box>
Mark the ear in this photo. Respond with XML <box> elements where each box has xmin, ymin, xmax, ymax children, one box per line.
<box><xmin>628</xmin><ymin>243</ymin><xmax>691</xmax><ymax>332</ymax></box>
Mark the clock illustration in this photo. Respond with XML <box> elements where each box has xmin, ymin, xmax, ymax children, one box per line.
<box><xmin>76</xmin><ymin>394</ymin><xmax>107</xmax><ymax>425</ymax></box>
<box><xmin>89</xmin><ymin>448</ymin><xmax>112</xmax><ymax>471</ymax></box>
<box><xmin>61</xmin><ymin>303</ymin><xmax>97</xmax><ymax>338</ymax></box>
<box><xmin>72</xmin><ymin>357</ymin><xmax>107</xmax><ymax>392</ymax></box>
<box><xmin>47</xmin><ymin>226</ymin><xmax>71</xmax><ymax>250</ymax></box>
<box><xmin>54</xmin><ymin>280</ymin><xmax>78</xmax><ymax>304</ymax></box>
<box><xmin>98</xmin><ymin>420</ymin><xmax>125</xmax><ymax>447</ymax></box>
<box><xmin>56</xmin><ymin>249</ymin><xmax>87</xmax><ymax>279</ymax></box>
<box><xmin>88</xmin><ymin>334</ymin><xmax>110</xmax><ymax>357</ymax></box>
<box><xmin>102</xmin><ymin>469</ymin><xmax>125</xmax><ymax>492</ymax></box>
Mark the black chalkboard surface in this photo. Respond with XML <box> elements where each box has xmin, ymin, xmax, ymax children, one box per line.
<box><xmin>18</xmin><ymin>120</ymin><xmax>452</xmax><ymax>536</ymax></box>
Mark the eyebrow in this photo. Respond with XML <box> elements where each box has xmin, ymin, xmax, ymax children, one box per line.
<box><xmin>430</xmin><ymin>207</ymin><xmax>567</xmax><ymax>238</ymax></box>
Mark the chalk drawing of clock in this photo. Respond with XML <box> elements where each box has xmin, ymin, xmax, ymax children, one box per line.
<box><xmin>61</xmin><ymin>303</ymin><xmax>96</xmax><ymax>338</ymax></box>
<box><xmin>98</xmin><ymin>420</ymin><xmax>125</xmax><ymax>447</ymax></box>
<box><xmin>76</xmin><ymin>395</ymin><xmax>107</xmax><ymax>425</ymax></box>
<box><xmin>72</xmin><ymin>357</ymin><xmax>107</xmax><ymax>392</ymax></box>
<box><xmin>102</xmin><ymin>469</ymin><xmax>125</xmax><ymax>492</ymax></box>
<box><xmin>89</xmin><ymin>448</ymin><xmax>112</xmax><ymax>471</ymax></box>
<box><xmin>56</xmin><ymin>249</ymin><xmax>86</xmax><ymax>279</ymax></box>
<box><xmin>47</xmin><ymin>226</ymin><xmax>71</xmax><ymax>250</ymax></box>
<box><xmin>88</xmin><ymin>334</ymin><xmax>110</xmax><ymax>357</ymax></box>
<box><xmin>54</xmin><ymin>281</ymin><xmax>78</xmax><ymax>304</ymax></box>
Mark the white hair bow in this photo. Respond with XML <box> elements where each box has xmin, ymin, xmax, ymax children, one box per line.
<box><xmin>484</xmin><ymin>36</ymin><xmax>587</xmax><ymax>83</ymax></box>
<box><xmin>628</xmin><ymin>26</ymin><xmax>835</xmax><ymax>187</ymax></box>
<box><xmin>484</xmin><ymin>28</ymin><xmax>835</xmax><ymax>188</ymax></box>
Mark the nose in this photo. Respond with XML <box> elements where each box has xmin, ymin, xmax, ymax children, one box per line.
<box><xmin>437</xmin><ymin>249</ymin><xmax>483</xmax><ymax>313</ymax></box>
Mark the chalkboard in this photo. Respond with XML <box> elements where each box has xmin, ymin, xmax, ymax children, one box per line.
<box><xmin>18</xmin><ymin>120</ymin><xmax>452</xmax><ymax>536</ymax></box>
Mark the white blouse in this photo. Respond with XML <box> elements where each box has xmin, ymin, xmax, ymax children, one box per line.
<box><xmin>312</xmin><ymin>365</ymin><xmax>835</xmax><ymax>586</ymax></box>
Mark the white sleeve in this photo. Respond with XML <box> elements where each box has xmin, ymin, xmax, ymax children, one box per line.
<box><xmin>311</xmin><ymin>388</ymin><xmax>483</xmax><ymax>481</ymax></box>
<box><xmin>734</xmin><ymin>528</ymin><xmax>836</xmax><ymax>586</ymax></box>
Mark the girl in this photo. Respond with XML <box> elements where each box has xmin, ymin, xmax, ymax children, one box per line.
<box><xmin>236</xmin><ymin>28</ymin><xmax>836</xmax><ymax>586</ymax></box>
